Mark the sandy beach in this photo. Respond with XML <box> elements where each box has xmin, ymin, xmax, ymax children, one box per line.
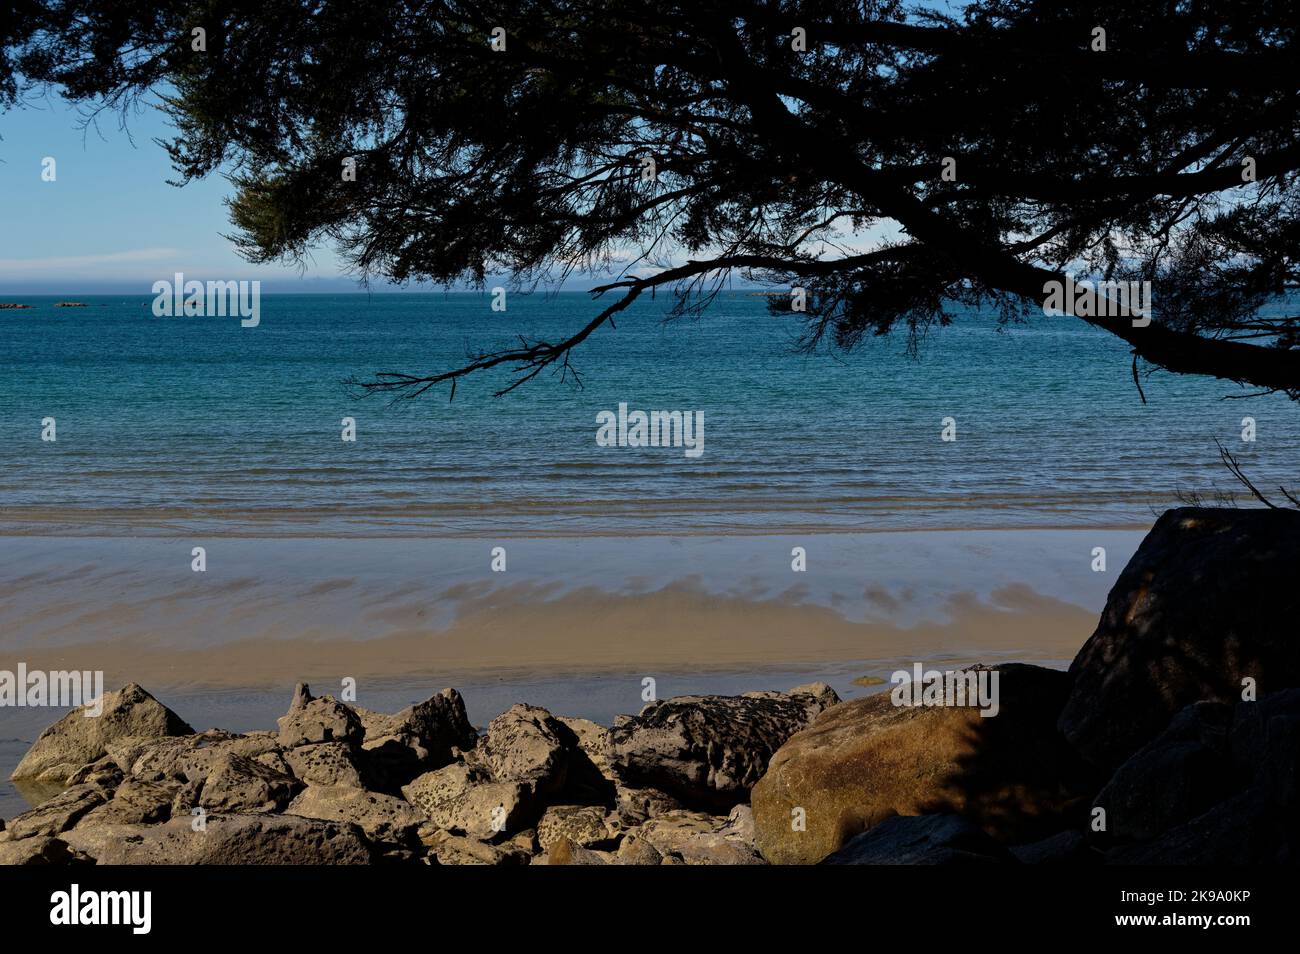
<box><xmin>0</xmin><ymin>529</ymin><xmax>1129</xmax><ymax>688</ymax></box>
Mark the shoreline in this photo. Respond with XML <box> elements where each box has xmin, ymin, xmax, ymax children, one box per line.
<box><xmin>0</xmin><ymin>520</ymin><xmax>1158</xmax><ymax>538</ymax></box>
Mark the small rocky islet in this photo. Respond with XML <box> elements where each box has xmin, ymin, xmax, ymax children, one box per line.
<box><xmin>2</xmin><ymin>506</ymin><xmax>1299</xmax><ymax>865</ymax></box>
<box><xmin>1</xmin><ymin>302</ymin><xmax>88</xmax><ymax>309</ymax></box>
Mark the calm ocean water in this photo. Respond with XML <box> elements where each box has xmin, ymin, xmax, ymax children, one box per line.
<box><xmin>1</xmin><ymin>290</ymin><xmax>1297</xmax><ymax>536</ymax></box>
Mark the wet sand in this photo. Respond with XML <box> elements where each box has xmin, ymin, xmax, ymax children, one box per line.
<box><xmin>3</xmin><ymin>580</ymin><xmax>1096</xmax><ymax>688</ymax></box>
<box><xmin>0</xmin><ymin>530</ymin><xmax>1132</xmax><ymax>689</ymax></box>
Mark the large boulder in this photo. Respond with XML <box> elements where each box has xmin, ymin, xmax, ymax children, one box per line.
<box><xmin>1090</xmin><ymin>702</ymin><xmax>1235</xmax><ymax>844</ymax></box>
<box><xmin>401</xmin><ymin>762</ymin><xmax>532</xmax><ymax>838</ymax></box>
<box><xmin>1060</xmin><ymin>507</ymin><xmax>1300</xmax><ymax>771</ymax></box>
<box><xmin>751</xmin><ymin>664</ymin><xmax>1093</xmax><ymax>865</ymax></box>
<box><xmin>822</xmin><ymin>814</ymin><xmax>1014</xmax><ymax>865</ymax></box>
<box><xmin>283</xmin><ymin>741</ymin><xmax>369</xmax><ymax>788</ymax></box>
<box><xmin>1105</xmin><ymin>788</ymin><xmax>1287</xmax><ymax>864</ymax></box>
<box><xmin>399</xmin><ymin>704</ymin><xmax>593</xmax><ymax>839</ymax></box>
<box><xmin>184</xmin><ymin>753</ymin><xmax>302</xmax><ymax>814</ymax></box>
<box><xmin>1228</xmin><ymin>687</ymin><xmax>1300</xmax><ymax>809</ymax></box>
<box><xmin>277</xmin><ymin>683</ymin><xmax>363</xmax><ymax>748</ymax></box>
<box><xmin>358</xmin><ymin>688</ymin><xmax>477</xmax><ymax>786</ymax></box>
<box><xmin>1102</xmin><ymin>689</ymin><xmax>1300</xmax><ymax>863</ymax></box>
<box><xmin>60</xmin><ymin>813</ymin><xmax>372</xmax><ymax>864</ymax></box>
<box><xmin>11</xmin><ymin>684</ymin><xmax>193</xmax><ymax>784</ymax></box>
<box><xmin>608</xmin><ymin>685</ymin><xmax>840</xmax><ymax>811</ymax></box>
<box><xmin>479</xmin><ymin>704</ymin><xmax>570</xmax><ymax>794</ymax></box>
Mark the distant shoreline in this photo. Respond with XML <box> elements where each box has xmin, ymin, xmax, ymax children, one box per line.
<box><xmin>0</xmin><ymin>521</ymin><xmax>1156</xmax><ymax>538</ymax></box>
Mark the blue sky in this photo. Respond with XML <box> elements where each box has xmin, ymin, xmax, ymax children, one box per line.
<box><xmin>0</xmin><ymin>90</ymin><xmax>895</xmax><ymax>296</ymax></box>
<box><xmin>0</xmin><ymin>93</ymin><xmax>750</xmax><ymax>296</ymax></box>
<box><xmin>0</xmin><ymin>93</ymin><xmax>353</xmax><ymax>294</ymax></box>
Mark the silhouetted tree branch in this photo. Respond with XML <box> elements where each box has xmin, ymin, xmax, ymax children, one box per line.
<box><xmin>1215</xmin><ymin>438</ymin><xmax>1300</xmax><ymax>510</ymax></box>
<box><xmin>4</xmin><ymin>0</ymin><xmax>1300</xmax><ymax>398</ymax></box>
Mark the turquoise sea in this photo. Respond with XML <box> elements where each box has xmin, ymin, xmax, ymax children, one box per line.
<box><xmin>1</xmin><ymin>290</ymin><xmax>1297</xmax><ymax>535</ymax></box>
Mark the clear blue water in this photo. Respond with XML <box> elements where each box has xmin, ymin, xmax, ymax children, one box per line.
<box><xmin>1</xmin><ymin>290</ymin><xmax>1297</xmax><ymax>536</ymax></box>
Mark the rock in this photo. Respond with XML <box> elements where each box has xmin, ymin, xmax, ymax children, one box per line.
<box><xmin>61</xmin><ymin>813</ymin><xmax>372</xmax><ymax>864</ymax></box>
<box><xmin>1229</xmin><ymin>687</ymin><xmax>1300</xmax><ymax>808</ymax></box>
<box><xmin>609</xmin><ymin>688</ymin><xmax>837</xmax><ymax>811</ymax></box>
<box><xmin>726</xmin><ymin>803</ymin><xmax>757</xmax><ymax>843</ymax></box>
<box><xmin>401</xmin><ymin>762</ymin><xmax>532</xmax><ymax>838</ymax></box>
<box><xmin>536</xmin><ymin>805</ymin><xmax>613</xmax><ymax>851</ymax></box>
<box><xmin>787</xmin><ymin>682</ymin><xmax>842</xmax><ymax>712</ymax></box>
<box><xmin>277</xmin><ymin>683</ymin><xmax>363</xmax><ymax>747</ymax></box>
<box><xmin>615</xmin><ymin>833</ymin><xmax>664</xmax><ymax>865</ymax></box>
<box><xmin>1010</xmin><ymin>829</ymin><xmax>1096</xmax><ymax>865</ymax></box>
<box><xmin>0</xmin><ymin>836</ymin><xmax>93</xmax><ymax>865</ymax></box>
<box><xmin>283</xmin><ymin>742</ymin><xmax>369</xmax><ymax>788</ymax></box>
<box><xmin>1101</xmin><ymin>690</ymin><xmax>1300</xmax><ymax>863</ymax></box>
<box><xmin>1060</xmin><ymin>507</ymin><xmax>1300</xmax><ymax>771</ymax></box>
<box><xmin>557</xmin><ymin>717</ymin><xmax>612</xmax><ymax>774</ymax></box>
<box><xmin>11</xmin><ymin>684</ymin><xmax>193</xmax><ymax>783</ymax></box>
<box><xmin>103</xmin><ymin>736</ymin><xmax>157</xmax><ymax>775</ymax></box>
<box><xmin>507</xmin><ymin>828</ymin><xmax>538</xmax><ymax>855</ymax></box>
<box><xmin>822</xmin><ymin>814</ymin><xmax>1015</xmax><ymax>865</ymax></box>
<box><xmin>104</xmin><ymin>739</ymin><xmax>302</xmax><ymax>819</ymax></box>
<box><xmin>4</xmin><ymin>784</ymin><xmax>107</xmax><ymax>840</ymax></box>
<box><xmin>398</xmin><ymin>703</ymin><xmax>585</xmax><ymax>835</ymax></box>
<box><xmin>286</xmin><ymin>784</ymin><xmax>424</xmax><ymax>845</ymax></box>
<box><xmin>1091</xmin><ymin>702</ymin><xmax>1235</xmax><ymax>844</ymax></box>
<box><xmin>480</xmin><ymin>704</ymin><xmax>569</xmax><ymax>794</ymax></box>
<box><xmin>1105</xmin><ymin>788</ymin><xmax>1290</xmax><ymax>864</ymax></box>
<box><xmin>613</xmin><ymin>783</ymin><xmax>683</xmax><ymax>827</ymax></box>
<box><xmin>112</xmin><ymin>729</ymin><xmax>281</xmax><ymax>780</ymax></box>
<box><xmin>555</xmin><ymin>716</ymin><xmax>617</xmax><ymax>805</ymax></box>
<box><xmin>255</xmin><ymin>749</ymin><xmax>295</xmax><ymax>775</ymax></box>
<box><xmin>533</xmin><ymin>836</ymin><xmax>614</xmax><ymax>865</ymax></box>
<box><xmin>83</xmin><ymin>777</ymin><xmax>183</xmax><ymax>826</ymax></box>
<box><xmin>752</xmin><ymin>663</ymin><xmax>1093</xmax><ymax>865</ymax></box>
<box><xmin>188</xmin><ymin>753</ymin><xmax>302</xmax><ymax>814</ymax></box>
<box><xmin>358</xmin><ymin>688</ymin><xmax>477</xmax><ymax>787</ymax></box>
<box><xmin>65</xmin><ymin>756</ymin><xmax>124</xmax><ymax>788</ymax></box>
<box><xmin>633</xmin><ymin>807</ymin><xmax>765</xmax><ymax>865</ymax></box>
<box><xmin>425</xmin><ymin>831</ymin><xmax>532</xmax><ymax>866</ymax></box>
